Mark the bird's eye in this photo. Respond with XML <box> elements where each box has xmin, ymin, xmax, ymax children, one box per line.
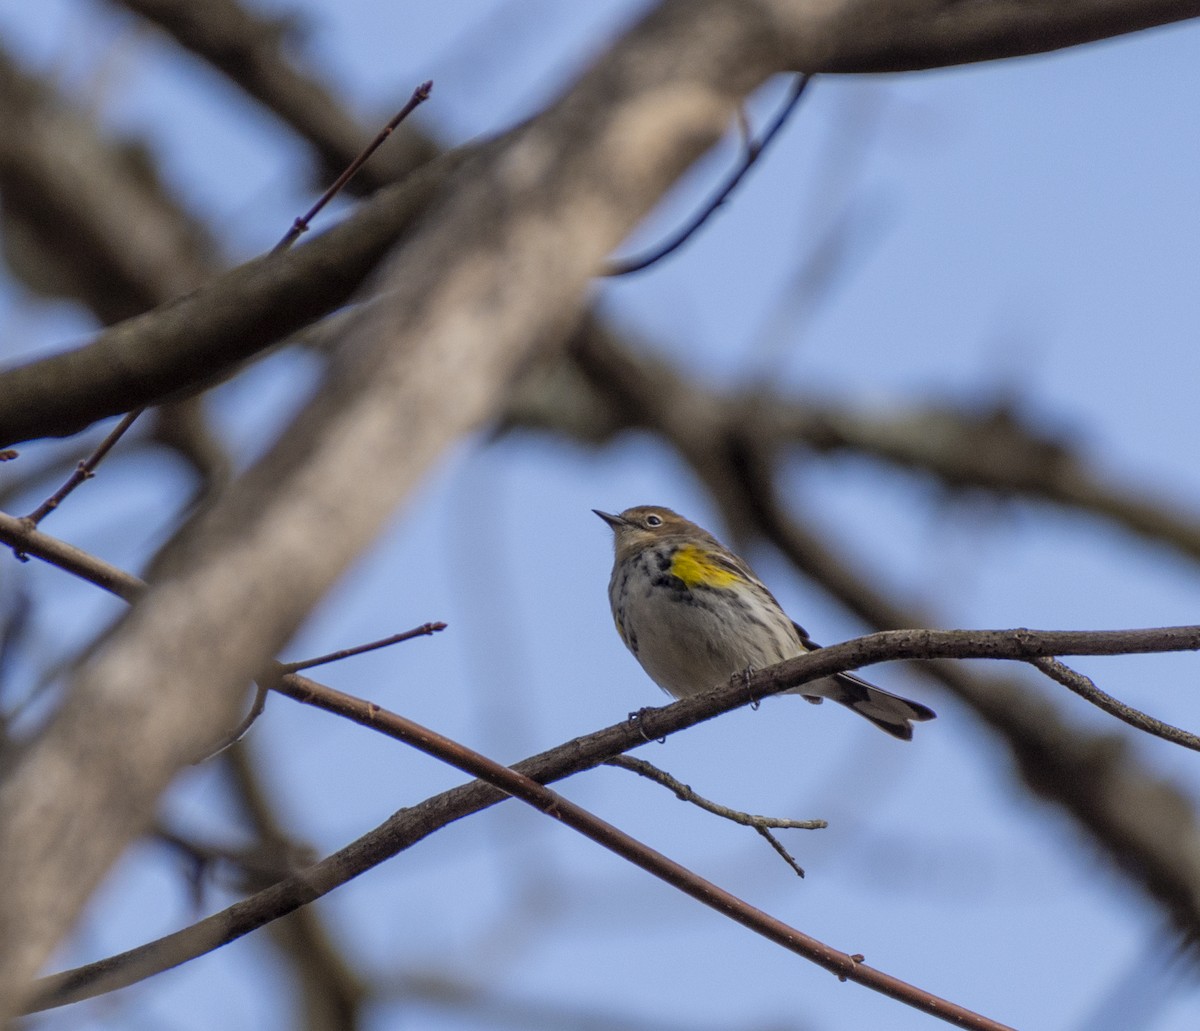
<box><xmin>645</xmin><ymin>514</ymin><xmax>663</xmax><ymax>527</ymax></box>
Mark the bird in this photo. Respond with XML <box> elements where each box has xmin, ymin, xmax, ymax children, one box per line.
<box><xmin>595</xmin><ymin>505</ymin><xmax>935</xmax><ymax>740</ymax></box>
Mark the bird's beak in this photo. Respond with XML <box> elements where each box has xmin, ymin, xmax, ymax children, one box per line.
<box><xmin>593</xmin><ymin>509</ymin><xmax>625</xmax><ymax>529</ymax></box>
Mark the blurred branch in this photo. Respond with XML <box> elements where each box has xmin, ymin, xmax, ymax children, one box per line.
<box><xmin>109</xmin><ymin>0</ymin><xmax>439</xmax><ymax>187</ymax></box>
<box><xmin>381</xmin><ymin>968</ymin><xmax>803</xmax><ymax>1031</ymax></box>
<box><xmin>777</xmin><ymin>400</ymin><xmax>1200</xmax><ymax>566</ymax></box>
<box><xmin>222</xmin><ymin>745</ymin><xmax>369</xmax><ymax>1031</ymax></box>
<box><xmin>153</xmin><ymin>824</ymin><xmax>317</xmax><ymax>895</ymax></box>
<box><xmin>5</xmin><ymin>0</ymin><xmax>1200</xmax><ymax>447</ymax></box>
<box><xmin>0</xmin><ymin>144</ymin><xmax>468</xmax><ymax>447</ymax></box>
<box><xmin>0</xmin><ymin>42</ymin><xmax>228</xmax><ymax>490</ymax></box>
<box><xmin>0</xmin><ymin>46</ymin><xmax>216</xmax><ymax>320</ymax></box>
<box><xmin>510</xmin><ymin>321</ymin><xmax>1200</xmax><ymax>569</ymax></box>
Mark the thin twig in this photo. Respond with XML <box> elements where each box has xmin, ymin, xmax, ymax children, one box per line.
<box><xmin>272</xmin><ymin>80</ymin><xmax>433</xmax><ymax>253</ymax></box>
<box><xmin>1029</xmin><ymin>656</ymin><xmax>1200</xmax><ymax>752</ymax></box>
<box><xmin>21</xmin><ymin>409</ymin><xmax>143</xmax><ymax>526</ymax></box>
<box><xmin>754</xmin><ymin>826</ymin><xmax>809</xmax><ymax>879</ymax></box>
<box><xmin>153</xmin><ymin>825</ymin><xmax>316</xmax><ymax>887</ymax></box>
<box><xmin>278</xmin><ymin>623</ymin><xmax>446</xmax><ymax>674</ymax></box>
<box><xmin>606</xmin><ymin>754</ymin><xmax>823</xmax><ymax>877</ymax></box>
<box><xmin>603</xmin><ymin>75</ymin><xmax>810</xmax><ymax>276</ymax></box>
<box><xmin>191</xmin><ymin>623</ymin><xmax>449</xmax><ymax>762</ymax></box>
<box><xmin>191</xmin><ymin>684</ymin><xmax>269</xmax><ymax>764</ymax></box>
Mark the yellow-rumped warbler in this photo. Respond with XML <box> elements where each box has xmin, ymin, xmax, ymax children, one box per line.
<box><xmin>595</xmin><ymin>506</ymin><xmax>935</xmax><ymax>739</ymax></box>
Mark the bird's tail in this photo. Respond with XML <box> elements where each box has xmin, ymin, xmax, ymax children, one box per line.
<box><xmin>804</xmin><ymin>671</ymin><xmax>936</xmax><ymax>741</ymax></box>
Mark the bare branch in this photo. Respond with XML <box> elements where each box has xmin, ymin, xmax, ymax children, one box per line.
<box><xmin>37</xmin><ymin>669</ymin><xmax>1014</xmax><ymax>1029</ymax></box>
<box><xmin>18</xmin><ymin>607</ymin><xmax>1200</xmax><ymax>1017</ymax></box>
<box><xmin>5</xmin><ymin>0</ymin><xmax>1200</xmax><ymax>447</ymax></box>
<box><xmin>189</xmin><ymin>624</ymin><xmax>450</xmax><ymax>761</ymax></box>
<box><xmin>0</xmin><ymin>511</ymin><xmax>143</xmax><ymax>602</ymax></box>
<box><xmin>604</xmin><ymin>75</ymin><xmax>811</xmax><ymax>276</ymax></box>
<box><xmin>21</xmin><ymin>410</ymin><xmax>144</xmax><ymax>526</ymax></box>
<box><xmin>112</xmin><ymin>0</ymin><xmax>438</xmax><ymax>188</ymax></box>
<box><xmin>273</xmin><ymin>81</ymin><xmax>434</xmax><ymax>253</ymax></box>
<box><xmin>9</xmin><ymin>498</ymin><xmax>1200</xmax><ymax>1016</ymax></box>
<box><xmin>278</xmin><ymin>623</ymin><xmax>447</xmax><ymax>674</ymax></box>
<box><xmin>606</xmin><ymin>754</ymin><xmax>826</xmax><ymax>832</ymax></box>
<box><xmin>0</xmin><ymin>145</ymin><xmax>467</xmax><ymax>447</ymax></box>
<box><xmin>606</xmin><ymin>754</ymin><xmax>824</xmax><ymax>877</ymax></box>
<box><xmin>1030</xmin><ymin>656</ymin><xmax>1200</xmax><ymax>752</ymax></box>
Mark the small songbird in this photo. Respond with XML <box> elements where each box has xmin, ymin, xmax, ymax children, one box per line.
<box><xmin>595</xmin><ymin>506</ymin><xmax>935</xmax><ymax>739</ymax></box>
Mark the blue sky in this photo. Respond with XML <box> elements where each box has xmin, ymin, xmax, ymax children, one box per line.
<box><xmin>3</xmin><ymin>2</ymin><xmax>1200</xmax><ymax>1029</ymax></box>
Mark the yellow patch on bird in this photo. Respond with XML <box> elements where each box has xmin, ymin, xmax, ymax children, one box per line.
<box><xmin>669</xmin><ymin>545</ymin><xmax>742</xmax><ymax>589</ymax></box>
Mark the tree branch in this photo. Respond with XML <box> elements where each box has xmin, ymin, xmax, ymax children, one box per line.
<box><xmin>6</xmin><ymin>496</ymin><xmax>1198</xmax><ymax>1019</ymax></box>
<box><xmin>0</xmin><ymin>144</ymin><xmax>467</xmax><ymax>447</ymax></box>
<box><xmin>5</xmin><ymin>0</ymin><xmax>1199</xmax><ymax>447</ymax></box>
<box><xmin>0</xmin><ymin>2</ymin><xmax>848</xmax><ymax>1013</ymax></box>
<box><xmin>558</xmin><ymin>314</ymin><xmax>1200</xmax><ymax>943</ymax></box>
<box><xmin>1030</xmin><ymin>656</ymin><xmax>1200</xmax><ymax>751</ymax></box>
<box><xmin>28</xmin><ymin>617</ymin><xmax>1200</xmax><ymax>1019</ymax></box>
<box><xmin>605</xmin><ymin>754</ymin><xmax>824</xmax><ymax>877</ymax></box>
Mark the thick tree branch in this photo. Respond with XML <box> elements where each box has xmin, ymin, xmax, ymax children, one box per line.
<box><xmin>109</xmin><ymin>0</ymin><xmax>438</xmax><ymax>188</ymax></box>
<box><xmin>0</xmin><ymin>1</ymin><xmax>833</xmax><ymax>1014</ymax></box>
<box><xmin>0</xmin><ymin>145</ymin><xmax>466</xmax><ymax>446</ymax></box>
<box><xmin>511</xmin><ymin>329</ymin><xmax>1200</xmax><ymax>567</ymax></box>
<box><xmin>4</xmin><ymin>0</ymin><xmax>1198</xmax><ymax>447</ymax></box>
<box><xmin>0</xmin><ymin>47</ymin><xmax>216</xmax><ymax>321</ymax></box>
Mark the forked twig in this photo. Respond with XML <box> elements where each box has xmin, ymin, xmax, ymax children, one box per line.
<box><xmin>606</xmin><ymin>754</ymin><xmax>824</xmax><ymax>876</ymax></box>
